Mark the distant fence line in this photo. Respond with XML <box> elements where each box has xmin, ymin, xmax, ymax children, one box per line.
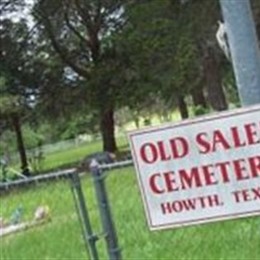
<box><xmin>5</xmin><ymin>131</ymin><xmax>127</xmax><ymax>165</ymax></box>
<box><xmin>6</xmin><ymin>135</ymin><xmax>96</xmax><ymax>163</ymax></box>
<box><xmin>0</xmin><ymin>160</ymin><xmax>133</xmax><ymax>193</ymax></box>
<box><xmin>0</xmin><ymin>168</ymin><xmax>76</xmax><ymax>192</ymax></box>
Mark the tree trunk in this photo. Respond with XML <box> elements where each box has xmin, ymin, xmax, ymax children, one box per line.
<box><xmin>203</xmin><ymin>45</ymin><xmax>228</xmax><ymax>111</ymax></box>
<box><xmin>100</xmin><ymin>107</ymin><xmax>117</xmax><ymax>153</ymax></box>
<box><xmin>177</xmin><ymin>95</ymin><xmax>189</xmax><ymax>119</ymax></box>
<box><xmin>133</xmin><ymin>117</ymin><xmax>140</xmax><ymax>129</ymax></box>
<box><xmin>11</xmin><ymin>113</ymin><xmax>30</xmax><ymax>176</ymax></box>
<box><xmin>191</xmin><ymin>86</ymin><xmax>207</xmax><ymax>108</ymax></box>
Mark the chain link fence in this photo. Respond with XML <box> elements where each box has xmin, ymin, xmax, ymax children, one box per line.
<box><xmin>1</xmin><ymin>160</ymin><xmax>260</xmax><ymax>260</ymax></box>
<box><xmin>0</xmin><ymin>169</ymin><xmax>89</xmax><ymax>260</ymax></box>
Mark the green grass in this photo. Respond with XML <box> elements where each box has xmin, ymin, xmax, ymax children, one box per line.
<box><xmin>1</xmin><ymin>167</ymin><xmax>260</xmax><ymax>260</ymax></box>
<box><xmin>41</xmin><ymin>140</ymin><xmax>103</xmax><ymax>171</ymax></box>
<box><xmin>40</xmin><ymin>135</ymin><xmax>129</xmax><ymax>171</ymax></box>
<box><xmin>8</xmin><ymin>135</ymin><xmax>129</xmax><ymax>175</ymax></box>
<box><xmin>0</xmin><ymin>180</ymin><xmax>86</xmax><ymax>259</ymax></box>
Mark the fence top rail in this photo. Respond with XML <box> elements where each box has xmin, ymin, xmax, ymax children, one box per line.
<box><xmin>0</xmin><ymin>159</ymin><xmax>133</xmax><ymax>191</ymax></box>
<box><xmin>0</xmin><ymin>168</ymin><xmax>77</xmax><ymax>190</ymax></box>
<box><xmin>99</xmin><ymin>160</ymin><xmax>133</xmax><ymax>171</ymax></box>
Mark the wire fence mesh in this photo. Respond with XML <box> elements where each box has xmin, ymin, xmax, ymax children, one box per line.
<box><xmin>1</xmin><ymin>161</ymin><xmax>260</xmax><ymax>260</ymax></box>
<box><xmin>0</xmin><ymin>170</ymin><xmax>88</xmax><ymax>260</ymax></box>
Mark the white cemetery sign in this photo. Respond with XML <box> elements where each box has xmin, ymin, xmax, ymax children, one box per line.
<box><xmin>128</xmin><ymin>105</ymin><xmax>260</xmax><ymax>230</ymax></box>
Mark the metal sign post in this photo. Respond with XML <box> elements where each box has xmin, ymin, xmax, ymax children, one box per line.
<box><xmin>219</xmin><ymin>0</ymin><xmax>260</xmax><ymax>106</ymax></box>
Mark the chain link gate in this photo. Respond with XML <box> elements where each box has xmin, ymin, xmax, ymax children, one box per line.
<box><xmin>70</xmin><ymin>159</ymin><xmax>133</xmax><ymax>260</ymax></box>
<box><xmin>0</xmin><ymin>169</ymin><xmax>87</xmax><ymax>259</ymax></box>
<box><xmin>0</xmin><ymin>160</ymin><xmax>133</xmax><ymax>260</ymax></box>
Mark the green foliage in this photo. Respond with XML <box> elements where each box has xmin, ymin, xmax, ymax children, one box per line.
<box><xmin>28</xmin><ymin>149</ymin><xmax>45</xmax><ymax>174</ymax></box>
<box><xmin>0</xmin><ymin>130</ymin><xmax>17</xmax><ymax>154</ymax></box>
<box><xmin>0</xmin><ymin>125</ymin><xmax>44</xmax><ymax>155</ymax></box>
<box><xmin>22</xmin><ymin>125</ymin><xmax>44</xmax><ymax>149</ymax></box>
<box><xmin>192</xmin><ymin>105</ymin><xmax>210</xmax><ymax>116</ymax></box>
<box><xmin>2</xmin><ymin>0</ymin><xmax>259</xmax><ymax>157</ymax></box>
<box><xmin>59</xmin><ymin>114</ymin><xmax>99</xmax><ymax>140</ymax></box>
<box><xmin>0</xmin><ymin>95</ymin><xmax>20</xmax><ymax>115</ymax></box>
<box><xmin>222</xmin><ymin>69</ymin><xmax>240</xmax><ymax>107</ymax></box>
<box><xmin>115</xmin><ymin>0</ymin><xmax>203</xmax><ymax>109</ymax></box>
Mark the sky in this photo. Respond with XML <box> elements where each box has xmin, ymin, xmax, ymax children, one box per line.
<box><xmin>3</xmin><ymin>0</ymin><xmax>35</xmax><ymax>27</ymax></box>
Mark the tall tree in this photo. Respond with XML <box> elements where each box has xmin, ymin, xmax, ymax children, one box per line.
<box><xmin>120</xmin><ymin>0</ymin><xmax>228</xmax><ymax>115</ymax></box>
<box><xmin>0</xmin><ymin>18</ymin><xmax>34</xmax><ymax>175</ymax></box>
<box><xmin>33</xmin><ymin>0</ymin><xmax>126</xmax><ymax>152</ymax></box>
<box><xmin>192</xmin><ymin>0</ymin><xmax>228</xmax><ymax>111</ymax></box>
<box><xmin>115</xmin><ymin>0</ymin><xmax>199</xmax><ymax>118</ymax></box>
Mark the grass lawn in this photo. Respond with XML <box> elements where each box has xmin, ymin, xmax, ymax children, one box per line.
<box><xmin>1</xmin><ymin>167</ymin><xmax>260</xmax><ymax>260</ymax></box>
<box><xmin>7</xmin><ymin>135</ymin><xmax>129</xmax><ymax>176</ymax></box>
<box><xmin>39</xmin><ymin>135</ymin><xmax>129</xmax><ymax>171</ymax></box>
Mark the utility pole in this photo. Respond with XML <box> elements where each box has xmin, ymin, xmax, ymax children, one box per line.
<box><xmin>219</xmin><ymin>0</ymin><xmax>260</xmax><ymax>106</ymax></box>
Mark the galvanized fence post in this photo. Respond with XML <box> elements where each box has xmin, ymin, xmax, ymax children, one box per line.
<box><xmin>69</xmin><ymin>172</ymin><xmax>99</xmax><ymax>260</ymax></box>
<box><xmin>90</xmin><ymin>160</ymin><xmax>122</xmax><ymax>260</ymax></box>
